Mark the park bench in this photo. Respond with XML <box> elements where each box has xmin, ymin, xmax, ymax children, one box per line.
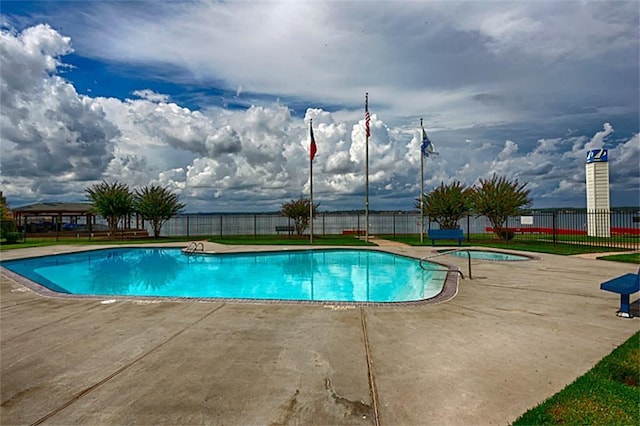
<box><xmin>427</xmin><ymin>229</ymin><xmax>464</xmax><ymax>246</ymax></box>
<box><xmin>600</xmin><ymin>267</ymin><xmax>639</xmax><ymax>318</ymax></box>
<box><xmin>275</xmin><ymin>225</ymin><xmax>295</xmax><ymax>235</ymax></box>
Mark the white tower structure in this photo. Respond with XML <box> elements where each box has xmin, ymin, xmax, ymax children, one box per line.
<box><xmin>585</xmin><ymin>149</ymin><xmax>610</xmax><ymax>237</ymax></box>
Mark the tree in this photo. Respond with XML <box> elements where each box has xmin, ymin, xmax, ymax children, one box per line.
<box><xmin>0</xmin><ymin>191</ymin><xmax>10</xmax><ymax>220</ymax></box>
<box><xmin>0</xmin><ymin>190</ymin><xmax>17</xmax><ymax>239</ymax></box>
<box><xmin>281</xmin><ymin>197</ymin><xmax>319</xmax><ymax>236</ymax></box>
<box><xmin>134</xmin><ymin>185</ymin><xmax>185</xmax><ymax>239</ymax></box>
<box><xmin>471</xmin><ymin>174</ymin><xmax>532</xmax><ymax>240</ymax></box>
<box><xmin>417</xmin><ymin>181</ymin><xmax>473</xmax><ymax>229</ymax></box>
<box><xmin>85</xmin><ymin>181</ymin><xmax>134</xmax><ymax>236</ymax></box>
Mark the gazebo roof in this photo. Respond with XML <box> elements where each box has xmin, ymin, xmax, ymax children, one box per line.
<box><xmin>12</xmin><ymin>202</ymin><xmax>93</xmax><ymax>215</ymax></box>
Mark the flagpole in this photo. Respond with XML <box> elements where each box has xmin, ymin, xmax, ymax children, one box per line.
<box><xmin>310</xmin><ymin>119</ymin><xmax>314</xmax><ymax>244</ymax></box>
<box><xmin>420</xmin><ymin>118</ymin><xmax>425</xmax><ymax>244</ymax></box>
<box><xmin>365</xmin><ymin>93</ymin><xmax>369</xmax><ymax>243</ymax></box>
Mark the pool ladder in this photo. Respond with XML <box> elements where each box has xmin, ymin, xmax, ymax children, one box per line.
<box><xmin>419</xmin><ymin>248</ymin><xmax>473</xmax><ymax>280</ymax></box>
<box><xmin>183</xmin><ymin>241</ymin><xmax>205</xmax><ymax>254</ymax></box>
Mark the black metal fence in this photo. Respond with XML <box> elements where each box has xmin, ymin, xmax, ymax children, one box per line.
<box><xmin>488</xmin><ymin>210</ymin><xmax>639</xmax><ymax>250</ymax></box>
<box><xmin>152</xmin><ymin>210</ymin><xmax>640</xmax><ymax>250</ymax></box>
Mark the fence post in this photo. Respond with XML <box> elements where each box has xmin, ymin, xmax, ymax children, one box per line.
<box><xmin>253</xmin><ymin>214</ymin><xmax>257</xmax><ymax>239</ymax></box>
<box><xmin>467</xmin><ymin>215</ymin><xmax>471</xmax><ymax>242</ymax></box>
<box><xmin>186</xmin><ymin>215</ymin><xmax>190</xmax><ymax>238</ymax></box>
<box><xmin>219</xmin><ymin>215</ymin><xmax>223</xmax><ymax>236</ymax></box>
<box><xmin>552</xmin><ymin>212</ymin><xmax>558</xmax><ymax>245</ymax></box>
<box><xmin>505</xmin><ymin>217</ymin><xmax>510</xmax><ymax>245</ymax></box>
<box><xmin>322</xmin><ymin>213</ymin><xmax>325</xmax><ymax>237</ymax></box>
<box><xmin>393</xmin><ymin>212</ymin><xmax>396</xmax><ymax>238</ymax></box>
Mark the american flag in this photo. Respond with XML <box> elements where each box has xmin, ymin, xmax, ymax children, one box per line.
<box><xmin>365</xmin><ymin>110</ymin><xmax>370</xmax><ymax>137</ymax></box>
<box><xmin>364</xmin><ymin>92</ymin><xmax>371</xmax><ymax>138</ymax></box>
<box><xmin>310</xmin><ymin>120</ymin><xmax>317</xmax><ymax>161</ymax></box>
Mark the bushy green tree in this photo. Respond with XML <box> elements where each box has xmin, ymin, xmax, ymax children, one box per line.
<box><xmin>0</xmin><ymin>191</ymin><xmax>10</xmax><ymax>220</ymax></box>
<box><xmin>417</xmin><ymin>181</ymin><xmax>473</xmax><ymax>229</ymax></box>
<box><xmin>281</xmin><ymin>197</ymin><xmax>319</xmax><ymax>236</ymax></box>
<box><xmin>0</xmin><ymin>190</ymin><xmax>17</xmax><ymax>241</ymax></box>
<box><xmin>471</xmin><ymin>174</ymin><xmax>532</xmax><ymax>240</ymax></box>
<box><xmin>134</xmin><ymin>185</ymin><xmax>185</xmax><ymax>239</ymax></box>
<box><xmin>85</xmin><ymin>181</ymin><xmax>134</xmax><ymax>236</ymax></box>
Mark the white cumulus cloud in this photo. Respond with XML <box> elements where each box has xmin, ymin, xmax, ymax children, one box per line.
<box><xmin>1</xmin><ymin>19</ymin><xmax>638</xmax><ymax>211</ymax></box>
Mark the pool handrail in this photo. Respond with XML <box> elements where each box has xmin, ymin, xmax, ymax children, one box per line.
<box><xmin>419</xmin><ymin>265</ymin><xmax>465</xmax><ymax>280</ymax></box>
<box><xmin>420</xmin><ymin>248</ymin><xmax>473</xmax><ymax>280</ymax></box>
<box><xmin>183</xmin><ymin>241</ymin><xmax>205</xmax><ymax>254</ymax></box>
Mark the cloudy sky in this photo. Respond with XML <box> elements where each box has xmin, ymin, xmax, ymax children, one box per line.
<box><xmin>1</xmin><ymin>1</ymin><xmax>638</xmax><ymax>212</ymax></box>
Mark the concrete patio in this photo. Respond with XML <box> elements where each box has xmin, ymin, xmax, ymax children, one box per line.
<box><xmin>1</xmin><ymin>242</ymin><xmax>638</xmax><ymax>425</ymax></box>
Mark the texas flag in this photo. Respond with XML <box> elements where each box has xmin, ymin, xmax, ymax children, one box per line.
<box><xmin>310</xmin><ymin>121</ymin><xmax>317</xmax><ymax>161</ymax></box>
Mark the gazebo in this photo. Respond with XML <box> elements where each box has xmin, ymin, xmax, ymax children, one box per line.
<box><xmin>12</xmin><ymin>202</ymin><xmax>147</xmax><ymax>240</ymax></box>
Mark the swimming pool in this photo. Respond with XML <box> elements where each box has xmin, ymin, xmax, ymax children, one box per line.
<box><xmin>443</xmin><ymin>249</ymin><xmax>530</xmax><ymax>261</ymax></box>
<box><xmin>1</xmin><ymin>248</ymin><xmax>449</xmax><ymax>303</ymax></box>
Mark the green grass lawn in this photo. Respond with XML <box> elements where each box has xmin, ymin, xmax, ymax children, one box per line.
<box><xmin>381</xmin><ymin>234</ymin><xmax>630</xmax><ymax>256</ymax></box>
<box><xmin>469</xmin><ymin>241</ymin><xmax>628</xmax><ymax>256</ymax></box>
<box><xmin>0</xmin><ymin>236</ymin><xmax>194</xmax><ymax>250</ymax></box>
<box><xmin>513</xmin><ymin>332</ymin><xmax>639</xmax><ymax>425</ymax></box>
<box><xmin>0</xmin><ymin>234</ymin><xmax>375</xmax><ymax>250</ymax></box>
<box><xmin>208</xmin><ymin>234</ymin><xmax>375</xmax><ymax>246</ymax></box>
<box><xmin>547</xmin><ymin>234</ymin><xmax>640</xmax><ymax>244</ymax></box>
<box><xmin>597</xmin><ymin>253</ymin><xmax>640</xmax><ymax>264</ymax></box>
<box><xmin>3</xmin><ymin>233</ymin><xmax>635</xmax><ymax>257</ymax></box>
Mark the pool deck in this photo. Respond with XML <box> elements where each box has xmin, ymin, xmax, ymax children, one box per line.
<box><xmin>1</xmin><ymin>242</ymin><xmax>638</xmax><ymax>425</ymax></box>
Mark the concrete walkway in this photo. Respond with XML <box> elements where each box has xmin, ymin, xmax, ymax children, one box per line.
<box><xmin>1</xmin><ymin>243</ymin><xmax>638</xmax><ymax>425</ymax></box>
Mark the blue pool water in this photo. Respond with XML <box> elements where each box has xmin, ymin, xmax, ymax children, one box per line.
<box><xmin>445</xmin><ymin>250</ymin><xmax>530</xmax><ymax>261</ymax></box>
<box><xmin>1</xmin><ymin>248</ymin><xmax>447</xmax><ymax>303</ymax></box>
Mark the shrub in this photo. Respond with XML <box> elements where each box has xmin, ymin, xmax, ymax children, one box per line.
<box><xmin>498</xmin><ymin>230</ymin><xmax>515</xmax><ymax>241</ymax></box>
<box><xmin>134</xmin><ymin>185</ymin><xmax>185</xmax><ymax>239</ymax></box>
<box><xmin>3</xmin><ymin>232</ymin><xmax>22</xmax><ymax>244</ymax></box>
<box><xmin>417</xmin><ymin>181</ymin><xmax>473</xmax><ymax>229</ymax></box>
<box><xmin>85</xmin><ymin>181</ymin><xmax>134</xmax><ymax>236</ymax></box>
<box><xmin>281</xmin><ymin>197</ymin><xmax>319</xmax><ymax>236</ymax></box>
<box><xmin>471</xmin><ymin>174</ymin><xmax>532</xmax><ymax>239</ymax></box>
<box><xmin>0</xmin><ymin>219</ymin><xmax>16</xmax><ymax>239</ymax></box>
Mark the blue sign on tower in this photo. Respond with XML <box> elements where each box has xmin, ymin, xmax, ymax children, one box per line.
<box><xmin>586</xmin><ymin>149</ymin><xmax>608</xmax><ymax>163</ymax></box>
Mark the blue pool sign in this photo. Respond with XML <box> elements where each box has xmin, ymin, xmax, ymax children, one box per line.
<box><xmin>586</xmin><ymin>149</ymin><xmax>608</xmax><ymax>163</ymax></box>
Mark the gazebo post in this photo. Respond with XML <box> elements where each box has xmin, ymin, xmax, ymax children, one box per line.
<box><xmin>56</xmin><ymin>213</ymin><xmax>62</xmax><ymax>242</ymax></box>
<box><xmin>88</xmin><ymin>213</ymin><xmax>93</xmax><ymax>240</ymax></box>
